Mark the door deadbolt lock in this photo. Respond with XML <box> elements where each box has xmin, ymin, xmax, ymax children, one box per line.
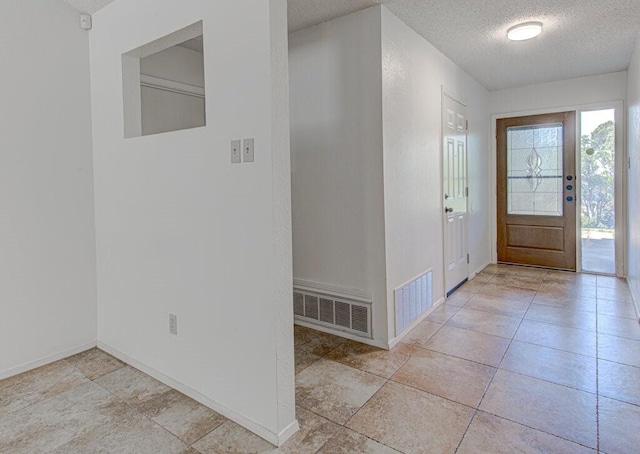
<box><xmin>445</xmin><ymin>207</ymin><xmax>454</xmax><ymax>213</ymax></box>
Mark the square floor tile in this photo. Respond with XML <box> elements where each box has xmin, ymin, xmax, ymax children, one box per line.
<box><xmin>347</xmin><ymin>381</ymin><xmax>474</xmax><ymax>454</ymax></box>
<box><xmin>325</xmin><ymin>340</ymin><xmax>416</xmax><ymax>379</ymax></box>
<box><xmin>446</xmin><ymin>290</ymin><xmax>475</xmax><ymax>306</ymax></box>
<box><xmin>538</xmin><ymin>281</ymin><xmax>597</xmax><ymax>298</ymax></box>
<box><xmin>293</xmin><ymin>326</ymin><xmax>346</xmax><ymax>356</ymax></box>
<box><xmin>458</xmin><ymin>279</ymin><xmax>487</xmax><ymax>293</ymax></box>
<box><xmin>0</xmin><ymin>361</ymin><xmax>89</xmax><ymax>418</ymax></box>
<box><xmin>599</xmin><ymin>396</ymin><xmax>640</xmax><ymax>454</ymax></box>
<box><xmin>318</xmin><ymin>427</ymin><xmax>401</xmax><ymax>453</ymax></box>
<box><xmin>137</xmin><ymin>389</ymin><xmax>227</xmax><ymax>444</ymax></box>
<box><xmin>545</xmin><ymin>271</ymin><xmax>597</xmax><ymax>286</ymax></box>
<box><xmin>278</xmin><ymin>406</ymin><xmax>341</xmax><ymax>453</ymax></box>
<box><xmin>192</xmin><ymin>420</ymin><xmax>275</xmax><ymax>453</ymax></box>
<box><xmin>493</xmin><ymin>266</ymin><xmax>547</xmax><ymax>280</ymax></box>
<box><xmin>477</xmin><ymin>283</ymin><xmax>537</xmax><ymax>303</ymax></box>
<box><xmin>597</xmin><ymin>314</ymin><xmax>640</xmax><ymax>341</ymax></box>
<box><xmin>424</xmin><ymin>325</ymin><xmax>511</xmax><ymax>367</ymax></box>
<box><xmin>65</xmin><ymin>348</ymin><xmax>126</xmax><ymax>380</ymax></box>
<box><xmin>598</xmin><ymin>359</ymin><xmax>640</xmax><ymax>406</ymax></box>
<box><xmin>597</xmin><ymin>299</ymin><xmax>638</xmax><ymax>320</ymax></box>
<box><xmin>524</xmin><ymin>304</ymin><xmax>596</xmax><ymax>332</ymax></box>
<box><xmin>425</xmin><ymin>304</ymin><xmax>461</xmax><ymax>323</ymax></box>
<box><xmin>531</xmin><ymin>293</ymin><xmax>597</xmax><ymax>312</ymax></box>
<box><xmin>457</xmin><ymin>411</ymin><xmax>594</xmax><ymax>454</ymax></box>
<box><xmin>0</xmin><ymin>381</ymin><xmax>131</xmax><ymax>453</ymax></box>
<box><xmin>487</xmin><ymin>274</ymin><xmax>542</xmax><ymax>290</ymax></box>
<box><xmin>499</xmin><ymin>341</ymin><xmax>596</xmax><ymax>393</ymax></box>
<box><xmin>400</xmin><ymin>320</ymin><xmax>442</xmax><ymax>348</ymax></box>
<box><xmin>596</xmin><ymin>275</ymin><xmax>630</xmax><ymax>290</ymax></box>
<box><xmin>479</xmin><ymin>370</ymin><xmax>597</xmax><ymax>448</ymax></box>
<box><xmin>295</xmin><ymin>344</ymin><xmax>322</xmax><ymax>375</ymax></box>
<box><xmin>514</xmin><ymin>319</ymin><xmax>596</xmax><ymax>357</ymax></box>
<box><xmin>597</xmin><ymin>286</ymin><xmax>634</xmax><ymax>303</ymax></box>
<box><xmin>464</xmin><ymin>294</ymin><xmax>531</xmax><ymax>318</ymax></box>
<box><xmin>447</xmin><ymin>307</ymin><xmax>521</xmax><ymax>338</ymax></box>
<box><xmin>295</xmin><ymin>359</ymin><xmax>385</xmax><ymax>424</ymax></box>
<box><xmin>94</xmin><ymin>366</ymin><xmax>172</xmax><ymax>407</ymax></box>
<box><xmin>195</xmin><ymin>407</ymin><xmax>339</xmax><ymax>454</ymax></box>
<box><xmin>471</xmin><ymin>272</ymin><xmax>493</xmax><ymax>283</ymax></box>
<box><xmin>51</xmin><ymin>406</ymin><xmax>187</xmax><ymax>454</ymax></box>
<box><xmin>598</xmin><ymin>333</ymin><xmax>640</xmax><ymax>368</ymax></box>
<box><xmin>392</xmin><ymin>348</ymin><xmax>496</xmax><ymax>407</ymax></box>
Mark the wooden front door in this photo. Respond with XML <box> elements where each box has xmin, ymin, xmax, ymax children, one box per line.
<box><xmin>497</xmin><ymin>111</ymin><xmax>577</xmax><ymax>270</ymax></box>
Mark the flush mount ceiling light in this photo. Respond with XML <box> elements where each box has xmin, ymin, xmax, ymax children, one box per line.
<box><xmin>507</xmin><ymin>22</ymin><xmax>543</xmax><ymax>41</ymax></box>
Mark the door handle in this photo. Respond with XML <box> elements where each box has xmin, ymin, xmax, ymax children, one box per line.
<box><xmin>445</xmin><ymin>207</ymin><xmax>453</xmax><ymax>213</ymax></box>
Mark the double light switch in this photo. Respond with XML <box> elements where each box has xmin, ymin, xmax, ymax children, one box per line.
<box><xmin>231</xmin><ymin>139</ymin><xmax>255</xmax><ymax>163</ymax></box>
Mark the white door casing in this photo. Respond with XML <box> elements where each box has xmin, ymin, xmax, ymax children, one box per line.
<box><xmin>442</xmin><ymin>94</ymin><xmax>469</xmax><ymax>294</ymax></box>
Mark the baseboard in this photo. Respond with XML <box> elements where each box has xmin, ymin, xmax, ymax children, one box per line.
<box><xmin>470</xmin><ymin>261</ymin><xmax>491</xmax><ymax>280</ymax></box>
<box><xmin>387</xmin><ymin>296</ymin><xmax>446</xmax><ymax>349</ymax></box>
<box><xmin>0</xmin><ymin>341</ymin><xmax>97</xmax><ymax>381</ymax></box>
<box><xmin>97</xmin><ymin>342</ymin><xmax>296</xmax><ymax>446</ymax></box>
<box><xmin>277</xmin><ymin>419</ymin><xmax>300</xmax><ymax>446</ymax></box>
<box><xmin>630</xmin><ymin>283</ymin><xmax>640</xmax><ymax>323</ymax></box>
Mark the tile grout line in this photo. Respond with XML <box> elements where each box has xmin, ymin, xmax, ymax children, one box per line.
<box><xmin>453</xmin><ymin>279</ymin><xmax>541</xmax><ymax>453</ymax></box>
<box><xmin>87</xmin><ymin>372</ymin><xmax>191</xmax><ymax>449</ymax></box>
<box><xmin>297</xmin><ymin>334</ymin><xmax>407</xmax><ymax>453</ymax></box>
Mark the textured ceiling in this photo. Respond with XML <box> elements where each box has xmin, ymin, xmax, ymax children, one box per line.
<box><xmin>67</xmin><ymin>0</ymin><xmax>640</xmax><ymax>91</ymax></box>
<box><xmin>64</xmin><ymin>0</ymin><xmax>115</xmax><ymax>14</ymax></box>
<box><xmin>290</xmin><ymin>0</ymin><xmax>640</xmax><ymax>90</ymax></box>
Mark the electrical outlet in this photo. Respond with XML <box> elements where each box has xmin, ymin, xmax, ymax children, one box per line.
<box><xmin>169</xmin><ymin>314</ymin><xmax>178</xmax><ymax>335</ymax></box>
<box><xmin>243</xmin><ymin>138</ymin><xmax>254</xmax><ymax>163</ymax></box>
<box><xmin>231</xmin><ymin>140</ymin><xmax>241</xmax><ymax>164</ymax></box>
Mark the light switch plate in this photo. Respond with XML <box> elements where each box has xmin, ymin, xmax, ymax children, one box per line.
<box><xmin>243</xmin><ymin>138</ymin><xmax>254</xmax><ymax>163</ymax></box>
<box><xmin>169</xmin><ymin>314</ymin><xmax>177</xmax><ymax>335</ymax></box>
<box><xmin>231</xmin><ymin>140</ymin><xmax>241</xmax><ymax>164</ymax></box>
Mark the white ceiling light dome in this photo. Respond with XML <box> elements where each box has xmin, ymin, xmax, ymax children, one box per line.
<box><xmin>507</xmin><ymin>21</ymin><xmax>543</xmax><ymax>41</ymax></box>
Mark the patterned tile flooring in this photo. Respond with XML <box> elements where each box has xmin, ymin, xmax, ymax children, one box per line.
<box><xmin>1</xmin><ymin>265</ymin><xmax>639</xmax><ymax>453</ymax></box>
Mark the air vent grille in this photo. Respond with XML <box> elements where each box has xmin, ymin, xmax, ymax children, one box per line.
<box><xmin>293</xmin><ymin>288</ymin><xmax>372</xmax><ymax>338</ymax></box>
<box><xmin>395</xmin><ymin>270</ymin><xmax>434</xmax><ymax>336</ymax></box>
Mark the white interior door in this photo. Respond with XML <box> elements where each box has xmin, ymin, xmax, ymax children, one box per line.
<box><xmin>442</xmin><ymin>94</ymin><xmax>469</xmax><ymax>295</ymax></box>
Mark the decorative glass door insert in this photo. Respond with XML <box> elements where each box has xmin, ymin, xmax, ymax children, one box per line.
<box><xmin>507</xmin><ymin>123</ymin><xmax>564</xmax><ymax>216</ymax></box>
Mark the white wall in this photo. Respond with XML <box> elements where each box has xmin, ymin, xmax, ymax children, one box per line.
<box><xmin>627</xmin><ymin>33</ymin><xmax>640</xmax><ymax>316</ymax></box>
<box><xmin>289</xmin><ymin>6</ymin><xmax>492</xmax><ymax>347</ymax></box>
<box><xmin>90</xmin><ymin>0</ymin><xmax>296</xmax><ymax>445</ymax></box>
<box><xmin>380</xmin><ymin>8</ymin><xmax>491</xmax><ymax>341</ymax></box>
<box><xmin>289</xmin><ymin>8</ymin><xmax>388</xmax><ymax>346</ymax></box>
<box><xmin>490</xmin><ymin>72</ymin><xmax>628</xmax><ymax>115</ymax></box>
<box><xmin>0</xmin><ymin>0</ymin><xmax>97</xmax><ymax>379</ymax></box>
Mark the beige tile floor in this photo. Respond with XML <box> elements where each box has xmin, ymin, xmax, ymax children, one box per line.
<box><xmin>1</xmin><ymin>264</ymin><xmax>639</xmax><ymax>453</ymax></box>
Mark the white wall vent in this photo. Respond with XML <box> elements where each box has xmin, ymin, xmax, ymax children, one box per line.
<box><xmin>293</xmin><ymin>288</ymin><xmax>372</xmax><ymax>338</ymax></box>
<box><xmin>395</xmin><ymin>270</ymin><xmax>433</xmax><ymax>336</ymax></box>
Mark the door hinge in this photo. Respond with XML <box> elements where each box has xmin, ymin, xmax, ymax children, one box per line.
<box><xmin>465</xmin><ymin>120</ymin><xmax>469</xmax><ymax>131</ymax></box>
<box><xmin>467</xmin><ymin>254</ymin><xmax>470</xmax><ymax>264</ymax></box>
<box><xmin>465</xmin><ymin>187</ymin><xmax>469</xmax><ymax>197</ymax></box>
<box><xmin>629</xmin><ymin>157</ymin><xmax>632</xmax><ymax>169</ymax></box>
